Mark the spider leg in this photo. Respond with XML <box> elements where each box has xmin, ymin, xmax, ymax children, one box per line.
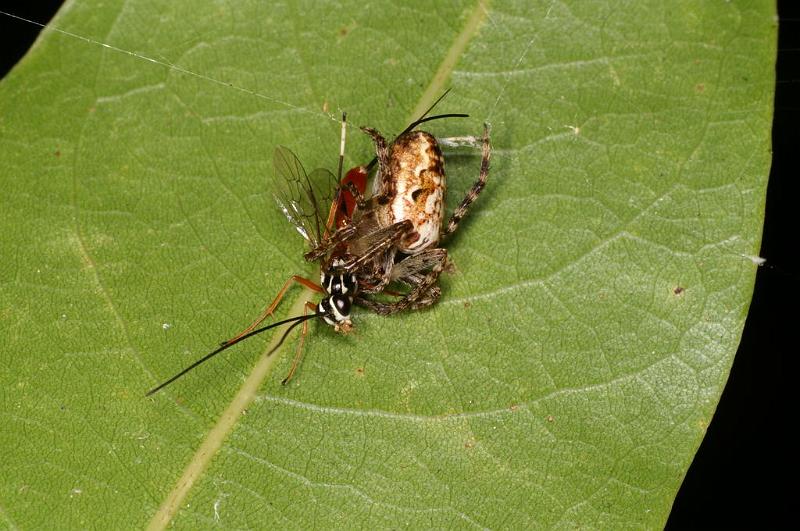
<box><xmin>442</xmin><ymin>123</ymin><xmax>491</xmax><ymax>238</ymax></box>
<box><xmin>361</xmin><ymin>126</ymin><xmax>393</xmax><ymax>200</ymax></box>
<box><xmin>304</xmin><ymin>222</ymin><xmax>358</xmax><ymax>262</ymax></box>
<box><xmin>306</xmin><ymin>190</ymin><xmax>410</xmax><ymax>264</ymax></box>
<box><xmin>390</xmin><ymin>248</ymin><xmax>448</xmax><ymax>282</ymax></box>
<box><xmin>437</xmin><ymin>135</ymin><xmax>483</xmax><ymax>149</ymax></box>
<box><xmin>356</xmin><ymin>248</ymin><xmax>447</xmax><ymax>315</ymax></box>
<box><xmin>342</xmin><ymin>219</ymin><xmax>413</xmax><ymax>272</ymax></box>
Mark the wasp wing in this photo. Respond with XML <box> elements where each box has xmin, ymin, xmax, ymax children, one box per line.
<box><xmin>273</xmin><ymin>146</ymin><xmax>338</xmax><ymax>248</ymax></box>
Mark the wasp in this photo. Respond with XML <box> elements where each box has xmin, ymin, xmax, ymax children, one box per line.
<box><xmin>145</xmin><ymin>93</ymin><xmax>490</xmax><ymax>396</ymax></box>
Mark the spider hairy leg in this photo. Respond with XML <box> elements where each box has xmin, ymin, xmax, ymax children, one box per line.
<box><xmin>443</xmin><ymin>123</ymin><xmax>492</xmax><ymax>238</ymax></box>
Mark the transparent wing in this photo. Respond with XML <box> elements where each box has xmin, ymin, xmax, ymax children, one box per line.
<box><xmin>273</xmin><ymin>146</ymin><xmax>338</xmax><ymax>248</ymax></box>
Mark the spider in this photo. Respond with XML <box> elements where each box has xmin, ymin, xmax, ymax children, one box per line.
<box><xmin>343</xmin><ymin>121</ymin><xmax>491</xmax><ymax>316</ymax></box>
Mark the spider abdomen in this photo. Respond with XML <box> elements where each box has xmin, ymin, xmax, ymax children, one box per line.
<box><xmin>377</xmin><ymin>130</ymin><xmax>446</xmax><ymax>254</ymax></box>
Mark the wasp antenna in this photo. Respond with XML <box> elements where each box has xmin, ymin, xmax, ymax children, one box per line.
<box><xmin>145</xmin><ymin>312</ymin><xmax>324</xmax><ymax>397</ymax></box>
<box><xmin>408</xmin><ymin>112</ymin><xmax>469</xmax><ymax>130</ymax></box>
<box><xmin>360</xmin><ymin>91</ymin><xmax>470</xmax><ymax>172</ymax></box>
<box><xmin>404</xmin><ymin>89</ymin><xmax>469</xmax><ymax>131</ymax></box>
<box><xmin>337</xmin><ymin>112</ymin><xmax>348</xmax><ymax>182</ymax></box>
<box><xmin>418</xmin><ymin>88</ymin><xmax>452</xmax><ymax>122</ymax></box>
<box><xmin>362</xmin><ymin>111</ymin><xmax>470</xmax><ymax>173</ymax></box>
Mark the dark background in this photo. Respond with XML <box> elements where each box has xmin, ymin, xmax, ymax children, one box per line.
<box><xmin>1</xmin><ymin>2</ymin><xmax>792</xmax><ymax>527</ymax></box>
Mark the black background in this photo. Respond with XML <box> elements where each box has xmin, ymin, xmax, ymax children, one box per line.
<box><xmin>1</xmin><ymin>2</ymin><xmax>792</xmax><ymax>527</ymax></box>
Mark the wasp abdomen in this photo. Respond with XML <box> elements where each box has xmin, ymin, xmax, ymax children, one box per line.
<box><xmin>381</xmin><ymin>130</ymin><xmax>445</xmax><ymax>254</ymax></box>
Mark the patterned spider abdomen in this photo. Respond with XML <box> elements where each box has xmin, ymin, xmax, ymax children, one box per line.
<box><xmin>375</xmin><ymin>130</ymin><xmax>446</xmax><ymax>254</ymax></box>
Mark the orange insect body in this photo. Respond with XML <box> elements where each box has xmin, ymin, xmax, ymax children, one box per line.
<box><xmin>330</xmin><ymin>165</ymin><xmax>368</xmax><ymax>230</ymax></box>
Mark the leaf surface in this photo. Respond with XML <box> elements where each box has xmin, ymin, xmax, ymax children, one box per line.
<box><xmin>0</xmin><ymin>0</ymin><xmax>774</xmax><ymax>528</ymax></box>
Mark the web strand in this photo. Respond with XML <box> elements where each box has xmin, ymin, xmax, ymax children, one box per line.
<box><xmin>0</xmin><ymin>9</ymin><xmax>339</xmax><ymax>125</ymax></box>
<box><xmin>1</xmin><ymin>7</ymin><xmax>536</xmax><ymax>128</ymax></box>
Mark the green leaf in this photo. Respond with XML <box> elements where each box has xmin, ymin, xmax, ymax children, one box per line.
<box><xmin>0</xmin><ymin>0</ymin><xmax>774</xmax><ymax>528</ymax></box>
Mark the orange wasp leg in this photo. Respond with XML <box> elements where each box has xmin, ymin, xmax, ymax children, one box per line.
<box><xmin>221</xmin><ymin>275</ymin><xmax>324</xmax><ymax>346</ymax></box>
<box><xmin>281</xmin><ymin>301</ymin><xmax>319</xmax><ymax>385</ymax></box>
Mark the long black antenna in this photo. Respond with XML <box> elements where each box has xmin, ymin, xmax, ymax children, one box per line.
<box><xmin>145</xmin><ymin>312</ymin><xmax>323</xmax><ymax>396</ymax></box>
<box><xmin>365</xmin><ymin>89</ymin><xmax>469</xmax><ymax>172</ymax></box>
<box><xmin>402</xmin><ymin>88</ymin><xmax>468</xmax><ymax>134</ymax></box>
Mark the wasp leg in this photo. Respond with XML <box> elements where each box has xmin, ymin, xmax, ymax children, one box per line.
<box><xmin>281</xmin><ymin>301</ymin><xmax>320</xmax><ymax>385</ymax></box>
<box><xmin>442</xmin><ymin>123</ymin><xmax>491</xmax><ymax>238</ymax></box>
<box><xmin>220</xmin><ymin>275</ymin><xmax>323</xmax><ymax>347</ymax></box>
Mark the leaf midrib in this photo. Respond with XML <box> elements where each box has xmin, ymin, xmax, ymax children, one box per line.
<box><xmin>146</xmin><ymin>2</ymin><xmax>490</xmax><ymax>528</ymax></box>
